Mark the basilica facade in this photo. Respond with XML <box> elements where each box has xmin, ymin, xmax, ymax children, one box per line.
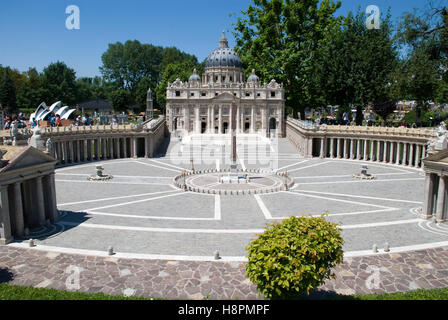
<box><xmin>165</xmin><ymin>32</ymin><xmax>285</xmax><ymax>138</ymax></box>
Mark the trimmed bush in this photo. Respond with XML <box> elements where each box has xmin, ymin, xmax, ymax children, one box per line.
<box><xmin>246</xmin><ymin>215</ymin><xmax>344</xmax><ymax>299</ymax></box>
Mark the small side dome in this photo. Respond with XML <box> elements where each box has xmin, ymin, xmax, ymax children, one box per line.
<box><xmin>189</xmin><ymin>68</ymin><xmax>201</xmax><ymax>82</ymax></box>
<box><xmin>247</xmin><ymin>69</ymin><xmax>259</xmax><ymax>82</ymax></box>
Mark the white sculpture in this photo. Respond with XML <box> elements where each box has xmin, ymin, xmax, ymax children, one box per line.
<box><xmin>434</xmin><ymin>122</ymin><xmax>447</xmax><ymax>151</ymax></box>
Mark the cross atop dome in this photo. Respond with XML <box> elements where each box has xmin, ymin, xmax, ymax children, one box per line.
<box><xmin>219</xmin><ymin>30</ymin><xmax>229</xmax><ymax>48</ymax></box>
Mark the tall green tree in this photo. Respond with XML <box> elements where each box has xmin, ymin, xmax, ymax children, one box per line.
<box><xmin>0</xmin><ymin>68</ymin><xmax>18</xmax><ymax>116</ymax></box>
<box><xmin>40</xmin><ymin>62</ymin><xmax>77</xmax><ymax>106</ymax></box>
<box><xmin>315</xmin><ymin>10</ymin><xmax>398</xmax><ymax>124</ymax></box>
<box><xmin>233</xmin><ymin>0</ymin><xmax>342</xmax><ymax>119</ymax></box>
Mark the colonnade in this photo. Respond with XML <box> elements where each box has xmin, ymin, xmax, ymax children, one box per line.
<box><xmin>321</xmin><ymin>137</ymin><xmax>427</xmax><ymax>168</ymax></box>
<box><xmin>50</xmin><ymin>136</ymin><xmax>150</xmax><ymax>165</ymax></box>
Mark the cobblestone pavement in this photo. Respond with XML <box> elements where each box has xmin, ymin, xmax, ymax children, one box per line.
<box><xmin>1</xmin><ymin>245</ymin><xmax>448</xmax><ymax>300</ymax></box>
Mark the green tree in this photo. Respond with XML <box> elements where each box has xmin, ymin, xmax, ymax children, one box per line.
<box><xmin>0</xmin><ymin>68</ymin><xmax>18</xmax><ymax>116</ymax></box>
<box><xmin>233</xmin><ymin>0</ymin><xmax>342</xmax><ymax>119</ymax></box>
<box><xmin>100</xmin><ymin>41</ymin><xmax>164</xmax><ymax>92</ymax></box>
<box><xmin>40</xmin><ymin>62</ymin><xmax>77</xmax><ymax>106</ymax></box>
<box><xmin>108</xmin><ymin>89</ymin><xmax>132</xmax><ymax>113</ymax></box>
<box><xmin>315</xmin><ymin>9</ymin><xmax>398</xmax><ymax>125</ymax></box>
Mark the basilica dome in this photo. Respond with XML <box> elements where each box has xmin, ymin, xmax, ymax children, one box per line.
<box><xmin>205</xmin><ymin>31</ymin><xmax>242</xmax><ymax>69</ymax></box>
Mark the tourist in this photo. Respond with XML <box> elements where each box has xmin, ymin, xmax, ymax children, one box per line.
<box><xmin>30</xmin><ymin>117</ymin><xmax>37</xmax><ymax>128</ymax></box>
<box><xmin>4</xmin><ymin>119</ymin><xmax>11</xmax><ymax>130</ymax></box>
<box><xmin>111</xmin><ymin>115</ymin><xmax>118</xmax><ymax>127</ymax></box>
<box><xmin>49</xmin><ymin>113</ymin><xmax>56</xmax><ymax>127</ymax></box>
<box><xmin>55</xmin><ymin>114</ymin><xmax>62</xmax><ymax>127</ymax></box>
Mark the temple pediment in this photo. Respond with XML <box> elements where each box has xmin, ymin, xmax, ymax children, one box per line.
<box><xmin>0</xmin><ymin>146</ymin><xmax>56</xmax><ymax>173</ymax></box>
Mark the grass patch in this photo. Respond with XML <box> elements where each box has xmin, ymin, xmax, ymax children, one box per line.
<box><xmin>0</xmin><ymin>284</ymin><xmax>157</xmax><ymax>300</ymax></box>
<box><xmin>1</xmin><ymin>283</ymin><xmax>448</xmax><ymax>300</ymax></box>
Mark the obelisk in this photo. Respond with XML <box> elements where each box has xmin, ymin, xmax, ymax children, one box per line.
<box><xmin>230</xmin><ymin>102</ymin><xmax>238</xmax><ymax>172</ymax></box>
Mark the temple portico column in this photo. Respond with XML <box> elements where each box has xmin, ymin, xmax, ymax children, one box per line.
<box><xmin>0</xmin><ymin>185</ymin><xmax>12</xmax><ymax>244</ymax></box>
<box><xmin>12</xmin><ymin>182</ymin><xmax>24</xmax><ymax>237</ymax></box>
<box><xmin>423</xmin><ymin>173</ymin><xmax>436</xmax><ymax>219</ymax></box>
<box><xmin>47</xmin><ymin>173</ymin><xmax>58</xmax><ymax>222</ymax></box>
<box><xmin>35</xmin><ymin>177</ymin><xmax>46</xmax><ymax>227</ymax></box>
<box><xmin>436</xmin><ymin>175</ymin><xmax>446</xmax><ymax>222</ymax></box>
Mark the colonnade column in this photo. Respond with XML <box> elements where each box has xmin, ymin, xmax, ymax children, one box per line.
<box><xmin>357</xmin><ymin>139</ymin><xmax>361</xmax><ymax>160</ymax></box>
<box><xmin>389</xmin><ymin>141</ymin><xmax>394</xmax><ymax>164</ymax></box>
<box><xmin>46</xmin><ymin>173</ymin><xmax>59</xmax><ymax>222</ymax></box>
<box><xmin>123</xmin><ymin>138</ymin><xmax>128</xmax><ymax>158</ymax></box>
<box><xmin>329</xmin><ymin>138</ymin><xmax>334</xmax><ymax>159</ymax></box>
<box><xmin>403</xmin><ymin>143</ymin><xmax>408</xmax><ymax>166</ymax></box>
<box><xmin>76</xmin><ymin>140</ymin><xmax>81</xmax><ymax>163</ymax></box>
<box><xmin>415</xmin><ymin>145</ymin><xmax>421</xmax><ymax>168</ymax></box>
<box><xmin>409</xmin><ymin>144</ymin><xmax>414</xmax><ymax>167</ymax></box>
<box><xmin>377</xmin><ymin>141</ymin><xmax>381</xmax><ymax>162</ymax></box>
<box><xmin>319</xmin><ymin>138</ymin><xmax>325</xmax><ymax>158</ymax></box>
<box><xmin>350</xmin><ymin>139</ymin><xmax>355</xmax><ymax>159</ymax></box>
<box><xmin>370</xmin><ymin>140</ymin><xmax>375</xmax><ymax>161</ymax></box>
<box><xmin>363</xmin><ymin>140</ymin><xmax>368</xmax><ymax>161</ymax></box>
<box><xmin>395</xmin><ymin>143</ymin><xmax>401</xmax><ymax>165</ymax></box>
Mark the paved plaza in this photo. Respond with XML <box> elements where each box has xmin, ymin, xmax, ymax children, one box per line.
<box><xmin>2</xmin><ymin>136</ymin><xmax>448</xmax><ymax>298</ymax></box>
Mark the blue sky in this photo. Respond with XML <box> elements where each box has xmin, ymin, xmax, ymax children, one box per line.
<box><xmin>0</xmin><ymin>0</ymin><xmax>434</xmax><ymax>78</ymax></box>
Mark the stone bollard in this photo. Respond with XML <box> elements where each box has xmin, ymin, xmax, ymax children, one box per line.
<box><xmin>384</xmin><ymin>242</ymin><xmax>390</xmax><ymax>252</ymax></box>
<box><xmin>108</xmin><ymin>246</ymin><xmax>115</xmax><ymax>256</ymax></box>
<box><xmin>214</xmin><ymin>250</ymin><xmax>220</xmax><ymax>260</ymax></box>
<box><xmin>372</xmin><ymin>244</ymin><xmax>378</xmax><ymax>253</ymax></box>
<box><xmin>29</xmin><ymin>239</ymin><xmax>36</xmax><ymax>247</ymax></box>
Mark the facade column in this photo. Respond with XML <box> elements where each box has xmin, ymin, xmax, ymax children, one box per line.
<box><xmin>117</xmin><ymin>138</ymin><xmax>121</xmax><ymax>158</ymax></box>
<box><xmin>69</xmin><ymin>141</ymin><xmax>74</xmax><ymax>163</ymax></box>
<box><xmin>0</xmin><ymin>185</ymin><xmax>12</xmax><ymax>244</ymax></box>
<box><xmin>218</xmin><ymin>105</ymin><xmax>223</xmax><ymax>134</ymax></box>
<box><xmin>370</xmin><ymin>140</ymin><xmax>374</xmax><ymax>161</ymax></box>
<box><xmin>211</xmin><ymin>106</ymin><xmax>216</xmax><ymax>134</ymax></box>
<box><xmin>12</xmin><ymin>182</ymin><xmax>24</xmax><ymax>237</ymax></box>
<box><xmin>344</xmin><ymin>138</ymin><xmax>349</xmax><ymax>159</ymax></box>
<box><xmin>436</xmin><ymin>175</ymin><xmax>446</xmax><ymax>222</ymax></box>
<box><xmin>261</xmin><ymin>106</ymin><xmax>267</xmax><ymax>137</ymax></box>
<box><xmin>251</xmin><ymin>106</ymin><xmax>256</xmax><ymax>134</ymax></box>
<box><xmin>381</xmin><ymin>141</ymin><xmax>387</xmax><ymax>162</ymax></box>
<box><xmin>184</xmin><ymin>107</ymin><xmax>190</xmax><ymax>133</ymax></box>
<box><xmin>195</xmin><ymin>106</ymin><xmax>200</xmax><ymax>134</ymax></box>
<box><xmin>35</xmin><ymin>177</ymin><xmax>46</xmax><ymax>227</ymax></box>
<box><xmin>337</xmin><ymin>138</ymin><xmax>342</xmax><ymax>158</ymax></box>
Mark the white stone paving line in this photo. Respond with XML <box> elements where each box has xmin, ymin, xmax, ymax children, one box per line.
<box><xmin>334</xmin><ymin>159</ymin><xmax>421</xmax><ymax>173</ymax></box>
<box><xmin>287</xmin><ymin>161</ymin><xmax>332</xmax><ymax>173</ymax></box>
<box><xmin>84</xmin><ymin>210</ymin><xmax>219</xmax><ymax>221</ymax></box>
<box><xmin>292</xmin><ymin>189</ymin><xmax>423</xmax><ymax>204</ymax></box>
<box><xmin>148</xmin><ymin>159</ymin><xmax>192</xmax><ymax>172</ymax></box>
<box><xmin>58</xmin><ymin>189</ymin><xmax>181</xmax><ymax>207</ymax></box>
<box><xmin>293</xmin><ymin>172</ymin><xmax>412</xmax><ymax>179</ymax></box>
<box><xmin>134</xmin><ymin>160</ymin><xmax>182</xmax><ymax>173</ymax></box>
<box><xmin>293</xmin><ymin>177</ymin><xmax>425</xmax><ymax>185</ymax></box>
<box><xmin>55</xmin><ymin>179</ymin><xmax>173</xmax><ymax>186</ymax></box>
<box><xmin>82</xmin><ymin>191</ymin><xmax>187</xmax><ymax>212</ymax></box>
<box><xmin>10</xmin><ymin>239</ymin><xmax>448</xmax><ymax>262</ymax></box>
<box><xmin>275</xmin><ymin>160</ymin><xmax>309</xmax><ymax>172</ymax></box>
<box><xmin>56</xmin><ymin>160</ymin><xmax>136</xmax><ymax>172</ymax></box>
<box><xmin>56</xmin><ymin>173</ymin><xmax>173</xmax><ymax>179</ymax></box>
